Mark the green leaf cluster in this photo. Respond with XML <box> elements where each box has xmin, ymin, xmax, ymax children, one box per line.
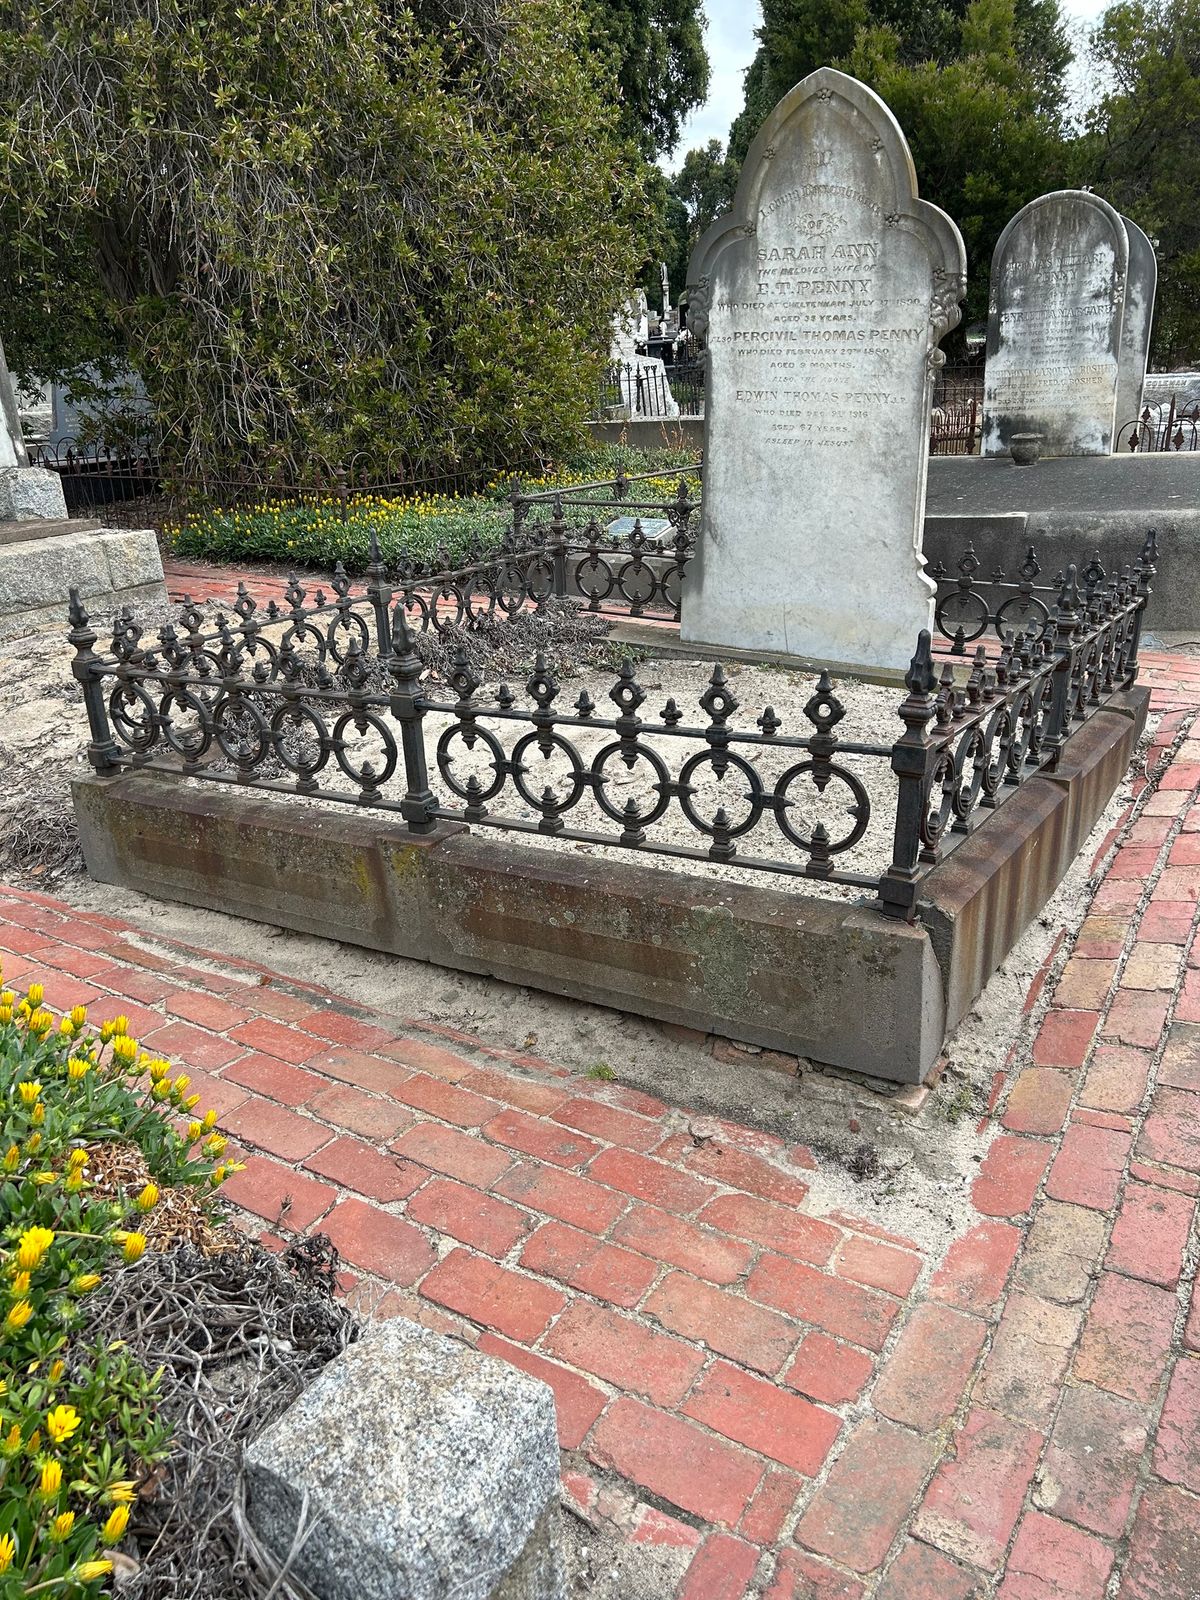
<box><xmin>0</xmin><ymin>0</ymin><xmax>647</xmax><ymax>479</ymax></box>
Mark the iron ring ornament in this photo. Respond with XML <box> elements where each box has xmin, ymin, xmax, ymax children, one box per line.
<box><xmin>436</xmin><ymin>724</ymin><xmax>508</xmax><ymax>805</ymax></box>
<box><xmin>677</xmin><ymin>749</ymin><xmax>764</xmax><ymax>839</ymax></box>
<box><xmin>510</xmin><ymin>731</ymin><xmax>588</xmax><ymax>816</ymax></box>
<box><xmin>591</xmin><ymin>741</ymin><xmax>673</xmax><ymax>830</ymax></box>
<box><xmin>772</xmin><ymin>761</ymin><xmax>871</xmax><ymax>857</ymax></box>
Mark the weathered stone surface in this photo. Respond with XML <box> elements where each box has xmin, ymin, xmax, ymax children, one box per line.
<box><xmin>1114</xmin><ymin>217</ymin><xmax>1157</xmax><ymax>438</ymax></box>
<box><xmin>681</xmin><ymin>67</ymin><xmax>965</xmax><ymax>674</ymax></box>
<box><xmin>0</xmin><ymin>523</ymin><xmax>165</xmax><ymax>639</ymax></box>
<box><xmin>982</xmin><ymin>190</ymin><xmax>1128</xmax><ymax>459</ymax></box>
<box><xmin>0</xmin><ymin>465</ymin><xmax>68</xmax><ymax>521</ymax></box>
<box><xmin>245</xmin><ymin>1317</ymin><xmax>564</xmax><ymax>1600</ymax></box>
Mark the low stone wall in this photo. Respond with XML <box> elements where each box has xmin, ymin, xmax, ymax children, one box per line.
<box><xmin>925</xmin><ymin>454</ymin><xmax>1200</xmax><ymax>632</ymax></box>
<box><xmin>585</xmin><ymin>417</ymin><xmax>704</xmax><ymax>453</ymax></box>
<box><xmin>0</xmin><ymin>520</ymin><xmax>166</xmax><ymax>639</ymax></box>
<box><xmin>71</xmin><ymin>687</ymin><xmax>1146</xmax><ymax>1089</ymax></box>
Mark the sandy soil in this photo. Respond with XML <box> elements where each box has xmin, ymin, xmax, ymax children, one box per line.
<box><xmin>0</xmin><ymin>609</ymin><xmax>1156</xmax><ymax>1256</ymax></box>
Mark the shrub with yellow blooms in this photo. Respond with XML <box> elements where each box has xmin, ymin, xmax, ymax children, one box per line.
<box><xmin>0</xmin><ymin>972</ymin><xmax>238</xmax><ymax>1591</ymax></box>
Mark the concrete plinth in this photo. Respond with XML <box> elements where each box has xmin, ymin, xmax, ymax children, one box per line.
<box><xmin>0</xmin><ymin>465</ymin><xmax>68</xmax><ymax>521</ymax></box>
<box><xmin>0</xmin><ymin>520</ymin><xmax>166</xmax><ymax>638</ymax></box>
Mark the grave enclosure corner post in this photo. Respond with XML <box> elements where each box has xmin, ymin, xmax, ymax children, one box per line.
<box><xmin>387</xmin><ymin>605</ymin><xmax>437</xmax><ymax>833</ymax></box>
<box><xmin>878</xmin><ymin>630</ymin><xmax>938</xmax><ymax>923</ymax></box>
<box><xmin>67</xmin><ymin>587</ymin><xmax>120</xmax><ymax>774</ymax></box>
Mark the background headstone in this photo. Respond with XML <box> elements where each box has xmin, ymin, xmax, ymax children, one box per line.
<box><xmin>981</xmin><ymin>190</ymin><xmax>1129</xmax><ymax>458</ymax></box>
<box><xmin>681</xmin><ymin>68</ymin><xmax>965</xmax><ymax>674</ymax></box>
<box><xmin>1115</xmin><ymin>216</ymin><xmax>1157</xmax><ymax>434</ymax></box>
<box><xmin>0</xmin><ymin>337</ymin><xmax>28</xmax><ymax>470</ymax></box>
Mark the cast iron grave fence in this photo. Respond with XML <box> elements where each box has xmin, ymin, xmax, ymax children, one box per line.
<box><xmin>68</xmin><ymin>516</ymin><xmax>1154</xmax><ymax>923</ymax></box>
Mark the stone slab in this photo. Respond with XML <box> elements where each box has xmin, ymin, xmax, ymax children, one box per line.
<box><xmin>1</xmin><ymin>464</ymin><xmax>69</xmax><ymax>521</ymax></box>
<box><xmin>0</xmin><ymin>523</ymin><xmax>166</xmax><ymax>639</ymax></box>
<box><xmin>982</xmin><ymin>191</ymin><xmax>1128</xmax><ymax>459</ymax></box>
<box><xmin>1115</xmin><ymin>217</ymin><xmax>1158</xmax><ymax>436</ymax></box>
<box><xmin>245</xmin><ymin>1317</ymin><xmax>563</xmax><ymax>1600</ymax></box>
<box><xmin>681</xmin><ymin>67</ymin><xmax>965</xmax><ymax>673</ymax></box>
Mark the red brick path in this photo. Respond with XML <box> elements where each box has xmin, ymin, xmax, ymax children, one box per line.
<box><xmin>5</xmin><ymin>647</ymin><xmax>1200</xmax><ymax>1596</ymax></box>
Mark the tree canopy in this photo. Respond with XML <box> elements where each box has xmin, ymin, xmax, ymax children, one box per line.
<box><xmin>0</xmin><ymin>0</ymin><xmax>646</xmax><ymax>478</ymax></box>
<box><xmin>1080</xmin><ymin>0</ymin><xmax>1200</xmax><ymax>364</ymax></box>
<box><xmin>585</xmin><ymin>0</ymin><xmax>710</xmax><ymax>156</ymax></box>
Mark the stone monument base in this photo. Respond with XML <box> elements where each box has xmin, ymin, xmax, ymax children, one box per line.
<box><xmin>0</xmin><ymin>464</ymin><xmax>69</xmax><ymax>521</ymax></box>
<box><xmin>0</xmin><ymin>520</ymin><xmax>166</xmax><ymax>639</ymax></box>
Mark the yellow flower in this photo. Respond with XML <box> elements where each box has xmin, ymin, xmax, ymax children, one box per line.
<box><xmin>64</xmin><ymin>1170</ymin><xmax>84</xmax><ymax>1193</ymax></box>
<box><xmin>0</xmin><ymin>1532</ymin><xmax>13</xmax><ymax>1572</ymax></box>
<box><xmin>0</xmin><ymin>1006</ymin><xmax>11</xmax><ymax>1026</ymax></box>
<box><xmin>58</xmin><ymin>1017</ymin><xmax>74</xmax><ymax>1037</ymax></box>
<box><xmin>28</xmin><ymin>1009</ymin><xmax>54</xmax><ymax>1036</ymax></box>
<box><xmin>1</xmin><ymin>1424</ymin><xmax>20</xmax><ymax>1455</ymax></box>
<box><xmin>111</xmin><ymin>1035</ymin><xmax>138</xmax><ymax>1063</ymax></box>
<box><xmin>107</xmin><ymin>1480</ymin><xmax>136</xmax><ymax>1504</ymax></box>
<box><xmin>26</xmin><ymin>983</ymin><xmax>43</xmax><ymax>1006</ymax></box>
<box><xmin>77</xmin><ymin>1559</ymin><xmax>114</xmax><ymax>1582</ymax></box>
<box><xmin>101</xmin><ymin>1504</ymin><xmax>130</xmax><ymax>1543</ymax></box>
<box><xmin>110</xmin><ymin>1014</ymin><xmax>129</xmax><ymax>1036</ymax></box>
<box><xmin>31</xmin><ymin>1103</ymin><xmax>44</xmax><ymax>1126</ymax></box>
<box><xmin>147</xmin><ymin>1058</ymin><xmax>169</xmax><ymax>1083</ymax></box>
<box><xmin>185</xmin><ymin>1094</ymin><xmax>201</xmax><ymax>1110</ymax></box>
<box><xmin>39</xmin><ymin>1459</ymin><xmax>63</xmax><ymax>1496</ymax></box>
<box><xmin>17</xmin><ymin>1081</ymin><xmax>41</xmax><ymax>1105</ymax></box>
<box><xmin>202</xmin><ymin>1109</ymin><xmax>217</xmax><ymax>1132</ymax></box>
<box><xmin>11</xmin><ymin>1272</ymin><xmax>30</xmax><ymax>1295</ymax></box>
<box><xmin>186</xmin><ymin>1120</ymin><xmax>202</xmax><ymax>1142</ymax></box>
<box><xmin>2</xmin><ymin>1145</ymin><xmax>18</xmax><ymax>1172</ymax></box>
<box><xmin>5</xmin><ymin>1300</ymin><xmax>32</xmax><ymax>1330</ymax></box>
<box><xmin>45</xmin><ymin>1405</ymin><xmax>81</xmax><ymax>1444</ymax></box>
<box><xmin>68</xmin><ymin>1148</ymin><xmax>88</xmax><ymax>1171</ymax></box>
<box><xmin>0</xmin><ymin>991</ymin><xmax>12</xmax><ymax>1006</ymax></box>
<box><xmin>99</xmin><ymin>1021</ymin><xmax>115</xmax><ymax>1043</ymax></box>
<box><xmin>71</xmin><ymin>1274</ymin><xmax>101</xmax><ymax>1294</ymax></box>
<box><xmin>32</xmin><ymin>1168</ymin><xmax>55</xmax><ymax>1183</ymax></box>
<box><xmin>203</xmin><ymin>1134</ymin><xmax>227</xmax><ymax>1157</ymax></box>
<box><xmin>115</xmin><ymin>1232</ymin><xmax>146</xmax><ymax>1264</ymax></box>
<box><xmin>17</xmin><ymin>1226</ymin><xmax>54</xmax><ymax>1269</ymax></box>
<box><xmin>70</xmin><ymin>1004</ymin><xmax>87</xmax><ymax>1028</ymax></box>
<box><xmin>210</xmin><ymin>1165</ymin><xmax>227</xmax><ymax>1186</ymax></box>
<box><xmin>136</xmin><ymin>1183</ymin><xmax>159</xmax><ymax>1211</ymax></box>
<box><xmin>173</xmin><ymin>1074</ymin><xmax>191</xmax><ymax>1095</ymax></box>
<box><xmin>49</xmin><ymin>1359</ymin><xmax>64</xmax><ymax>1381</ymax></box>
<box><xmin>51</xmin><ymin>1510</ymin><xmax>75</xmax><ymax>1541</ymax></box>
<box><xmin>24</xmin><ymin>1132</ymin><xmax>41</xmax><ymax>1154</ymax></box>
<box><xmin>67</xmin><ymin>1056</ymin><xmax>90</xmax><ymax>1081</ymax></box>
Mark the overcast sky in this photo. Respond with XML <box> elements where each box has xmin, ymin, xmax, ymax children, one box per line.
<box><xmin>663</xmin><ymin>0</ymin><xmax>1113</xmax><ymax>170</ymax></box>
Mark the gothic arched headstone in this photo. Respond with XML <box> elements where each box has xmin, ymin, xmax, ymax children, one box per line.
<box><xmin>681</xmin><ymin>67</ymin><xmax>966</xmax><ymax>675</ymax></box>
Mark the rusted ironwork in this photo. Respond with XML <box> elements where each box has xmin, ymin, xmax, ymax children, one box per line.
<box><xmin>67</xmin><ymin>528</ymin><xmax>1151</xmax><ymax>922</ymax></box>
<box><xmin>1117</xmin><ymin>398</ymin><xmax>1200</xmax><ymax>453</ymax></box>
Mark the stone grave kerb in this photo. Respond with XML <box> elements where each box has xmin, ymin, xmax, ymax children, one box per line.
<box><xmin>683</xmin><ymin>67</ymin><xmax>966</xmax><ymax>677</ymax></box>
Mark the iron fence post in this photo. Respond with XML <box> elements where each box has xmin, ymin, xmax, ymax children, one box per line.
<box><xmin>388</xmin><ymin>605</ymin><xmax>437</xmax><ymax>832</ymax></box>
<box><xmin>67</xmin><ymin>587</ymin><xmax>120</xmax><ymax>773</ymax></box>
<box><xmin>878</xmin><ymin>630</ymin><xmax>938</xmax><ymax>922</ymax></box>
<box><xmin>1126</xmin><ymin>529</ymin><xmax>1156</xmax><ymax>683</ymax></box>
<box><xmin>549</xmin><ymin>496</ymin><xmax>568</xmax><ymax>600</ymax></box>
<box><xmin>365</xmin><ymin>526</ymin><xmax>393</xmax><ymax>661</ymax></box>
<box><xmin>1043</xmin><ymin>565</ymin><xmax>1081</xmax><ymax>769</ymax></box>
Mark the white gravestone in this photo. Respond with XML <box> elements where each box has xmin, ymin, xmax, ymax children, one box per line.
<box><xmin>0</xmin><ymin>333</ymin><xmax>68</xmax><ymax>520</ymax></box>
<box><xmin>1115</xmin><ymin>216</ymin><xmax>1157</xmax><ymax>436</ymax></box>
<box><xmin>981</xmin><ymin>191</ymin><xmax>1129</xmax><ymax>459</ymax></box>
<box><xmin>681</xmin><ymin>68</ymin><xmax>965</xmax><ymax>675</ymax></box>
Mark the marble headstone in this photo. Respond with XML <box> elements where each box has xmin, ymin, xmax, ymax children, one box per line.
<box><xmin>981</xmin><ymin>191</ymin><xmax>1129</xmax><ymax>458</ymax></box>
<box><xmin>1115</xmin><ymin>216</ymin><xmax>1157</xmax><ymax>435</ymax></box>
<box><xmin>681</xmin><ymin>68</ymin><xmax>965</xmax><ymax>674</ymax></box>
<box><xmin>0</xmin><ymin>336</ymin><xmax>28</xmax><ymax>471</ymax></box>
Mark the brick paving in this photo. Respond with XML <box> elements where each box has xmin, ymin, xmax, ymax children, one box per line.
<box><xmin>5</xmin><ymin>646</ymin><xmax>1200</xmax><ymax>1595</ymax></box>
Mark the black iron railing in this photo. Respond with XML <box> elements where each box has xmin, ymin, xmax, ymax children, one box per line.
<box><xmin>1117</xmin><ymin>399</ymin><xmax>1200</xmax><ymax>453</ymax></box>
<box><xmin>68</xmin><ymin>530</ymin><xmax>1154</xmax><ymax>922</ymax></box>
<box><xmin>592</xmin><ymin>361</ymin><xmax>705</xmax><ymax>420</ymax></box>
